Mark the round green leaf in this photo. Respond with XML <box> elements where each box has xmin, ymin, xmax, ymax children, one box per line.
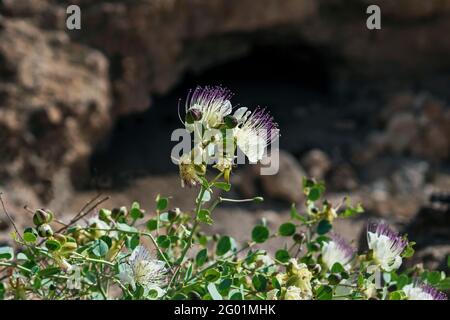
<box><xmin>92</xmin><ymin>239</ymin><xmax>109</xmax><ymax>257</ymax></box>
<box><xmin>317</xmin><ymin>219</ymin><xmax>332</xmax><ymax>235</ymax></box>
<box><xmin>278</xmin><ymin>223</ymin><xmax>296</xmax><ymax>236</ymax></box>
<box><xmin>252</xmin><ymin>274</ymin><xmax>267</xmax><ymax>291</ymax></box>
<box><xmin>275</xmin><ymin>249</ymin><xmax>290</xmax><ymax>263</ymax></box>
<box><xmin>156</xmin><ymin>197</ymin><xmax>168</xmax><ymax>211</ymax></box>
<box><xmin>316</xmin><ymin>285</ymin><xmax>333</xmax><ymax>300</ymax></box>
<box><xmin>146</xmin><ymin>219</ymin><xmax>158</xmax><ymax>231</ymax></box>
<box><xmin>204</xmin><ymin>269</ymin><xmax>221</xmax><ymax>282</ymax></box>
<box><xmin>252</xmin><ymin>225</ymin><xmax>269</xmax><ymax>243</ymax></box>
<box><xmin>157</xmin><ymin>235</ymin><xmax>171</xmax><ymax>249</ymax></box>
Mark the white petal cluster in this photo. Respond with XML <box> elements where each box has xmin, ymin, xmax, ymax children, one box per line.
<box><xmin>119</xmin><ymin>246</ymin><xmax>167</xmax><ymax>298</ymax></box>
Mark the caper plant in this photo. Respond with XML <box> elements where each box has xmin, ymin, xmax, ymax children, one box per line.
<box><xmin>0</xmin><ymin>86</ymin><xmax>448</xmax><ymax>300</ymax></box>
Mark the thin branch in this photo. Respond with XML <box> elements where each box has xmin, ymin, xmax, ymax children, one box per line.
<box><xmin>0</xmin><ymin>192</ymin><xmax>24</xmax><ymax>242</ymax></box>
<box><xmin>56</xmin><ymin>196</ymin><xmax>110</xmax><ymax>234</ymax></box>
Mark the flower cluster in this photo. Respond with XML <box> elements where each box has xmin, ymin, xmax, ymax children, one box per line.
<box><xmin>178</xmin><ymin>86</ymin><xmax>279</xmax><ymax>187</ymax></box>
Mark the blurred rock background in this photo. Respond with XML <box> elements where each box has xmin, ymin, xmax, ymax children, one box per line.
<box><xmin>0</xmin><ymin>0</ymin><xmax>449</xmax><ymax>270</ymax></box>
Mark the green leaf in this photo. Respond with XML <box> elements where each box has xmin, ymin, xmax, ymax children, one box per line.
<box><xmin>278</xmin><ymin>222</ymin><xmax>296</xmax><ymax>236</ymax></box>
<box><xmin>342</xmin><ymin>201</ymin><xmax>364</xmax><ymax>218</ymax></box>
<box><xmin>308</xmin><ymin>187</ymin><xmax>322</xmax><ymax>201</ymax></box>
<box><xmin>207</xmin><ymin>283</ymin><xmax>223</xmax><ymax>300</ymax></box>
<box><xmin>196</xmin><ymin>248</ymin><xmax>208</xmax><ymax>267</ymax></box>
<box><xmin>130</xmin><ymin>202</ymin><xmax>144</xmax><ymax>220</ymax></box>
<box><xmin>316</xmin><ymin>285</ymin><xmax>333</xmax><ymax>300</ymax></box>
<box><xmin>275</xmin><ymin>249</ymin><xmax>290</xmax><ymax>263</ymax></box>
<box><xmin>437</xmin><ymin>277</ymin><xmax>450</xmax><ymax>290</ymax></box>
<box><xmin>0</xmin><ymin>247</ymin><xmax>14</xmax><ymax>260</ymax></box>
<box><xmin>252</xmin><ymin>225</ymin><xmax>269</xmax><ymax>243</ymax></box>
<box><xmin>317</xmin><ymin>219</ymin><xmax>332</xmax><ymax>235</ymax></box>
<box><xmin>157</xmin><ymin>235</ymin><xmax>171</xmax><ymax>249</ymax></box>
<box><xmin>402</xmin><ymin>241</ymin><xmax>415</xmax><ymax>258</ymax></box>
<box><xmin>198</xmin><ymin>209</ymin><xmax>213</xmax><ymax>225</ymax></box>
<box><xmin>290</xmin><ymin>204</ymin><xmax>307</xmax><ymax>223</ymax></box>
<box><xmin>146</xmin><ymin>219</ymin><xmax>158</xmax><ymax>231</ymax></box>
<box><xmin>204</xmin><ymin>269</ymin><xmax>221</xmax><ymax>282</ymax></box>
<box><xmin>331</xmin><ymin>262</ymin><xmax>345</xmax><ymax>273</ymax></box>
<box><xmin>45</xmin><ymin>239</ymin><xmax>61</xmax><ymax>252</ymax></box>
<box><xmin>213</xmin><ymin>182</ymin><xmax>231</xmax><ymax>192</ymax></box>
<box><xmin>427</xmin><ymin>271</ymin><xmax>441</xmax><ymax>285</ymax></box>
<box><xmin>396</xmin><ymin>274</ymin><xmax>409</xmax><ymax>289</ymax></box>
<box><xmin>447</xmin><ymin>255</ymin><xmax>450</xmax><ymax>269</ymax></box>
<box><xmin>229</xmin><ymin>289</ymin><xmax>243</xmax><ymax>300</ymax></box>
<box><xmin>216</xmin><ymin>236</ymin><xmax>232</xmax><ymax>256</ymax></box>
<box><xmin>198</xmin><ymin>190</ymin><xmax>211</xmax><ymax>203</ymax></box>
<box><xmin>38</xmin><ymin>266</ymin><xmax>60</xmax><ymax>277</ymax></box>
<box><xmin>23</xmin><ymin>228</ymin><xmax>38</xmax><ymax>243</ymax></box>
<box><xmin>252</xmin><ymin>274</ymin><xmax>267</xmax><ymax>291</ymax></box>
<box><xmin>129</xmin><ymin>234</ymin><xmax>140</xmax><ymax>250</ymax></box>
<box><xmin>156</xmin><ymin>196</ymin><xmax>168</xmax><ymax>211</ymax></box>
<box><xmin>389</xmin><ymin>291</ymin><xmax>406</xmax><ymax>300</ymax></box>
<box><xmin>218</xmin><ymin>278</ymin><xmax>232</xmax><ymax>292</ymax></box>
<box><xmin>91</xmin><ymin>239</ymin><xmax>109</xmax><ymax>257</ymax></box>
<box><xmin>116</xmin><ymin>223</ymin><xmax>138</xmax><ymax>233</ymax></box>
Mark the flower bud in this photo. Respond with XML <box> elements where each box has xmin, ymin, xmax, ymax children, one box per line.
<box><xmin>60</xmin><ymin>242</ymin><xmax>78</xmax><ymax>256</ymax></box>
<box><xmin>33</xmin><ymin>209</ymin><xmax>52</xmax><ymax>226</ymax></box>
<box><xmin>24</xmin><ymin>227</ymin><xmax>38</xmax><ymax>240</ymax></box>
<box><xmin>53</xmin><ymin>233</ymin><xmax>67</xmax><ymax>245</ymax></box>
<box><xmin>224</xmin><ymin>115</ymin><xmax>238</xmax><ymax>128</ymax></box>
<box><xmin>168</xmin><ymin>208</ymin><xmax>180</xmax><ymax>221</ymax></box>
<box><xmin>99</xmin><ymin>208</ymin><xmax>112</xmax><ymax>222</ymax></box>
<box><xmin>38</xmin><ymin>224</ymin><xmax>53</xmax><ymax>237</ymax></box>
<box><xmin>185</xmin><ymin>108</ymin><xmax>202</xmax><ymax>124</ymax></box>
<box><xmin>112</xmin><ymin>206</ymin><xmax>127</xmax><ymax>221</ymax></box>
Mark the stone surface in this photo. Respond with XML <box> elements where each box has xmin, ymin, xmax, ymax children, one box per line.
<box><xmin>260</xmin><ymin>150</ymin><xmax>306</xmax><ymax>203</ymax></box>
<box><xmin>0</xmin><ymin>18</ymin><xmax>111</xmax><ymax>201</ymax></box>
<box><xmin>301</xmin><ymin>149</ymin><xmax>331</xmax><ymax>180</ymax></box>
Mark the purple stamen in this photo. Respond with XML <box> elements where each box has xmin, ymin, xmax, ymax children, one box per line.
<box><xmin>420</xmin><ymin>283</ymin><xmax>447</xmax><ymax>300</ymax></box>
<box><xmin>330</xmin><ymin>232</ymin><xmax>355</xmax><ymax>260</ymax></box>
<box><xmin>186</xmin><ymin>86</ymin><xmax>233</xmax><ymax>113</ymax></box>
<box><xmin>247</xmin><ymin>107</ymin><xmax>280</xmax><ymax>143</ymax></box>
<box><xmin>368</xmin><ymin>220</ymin><xmax>407</xmax><ymax>253</ymax></box>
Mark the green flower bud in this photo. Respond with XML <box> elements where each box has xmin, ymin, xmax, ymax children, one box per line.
<box><xmin>38</xmin><ymin>224</ymin><xmax>53</xmax><ymax>237</ymax></box>
<box><xmin>185</xmin><ymin>108</ymin><xmax>202</xmax><ymax>124</ymax></box>
<box><xmin>24</xmin><ymin>227</ymin><xmax>38</xmax><ymax>238</ymax></box>
<box><xmin>112</xmin><ymin>206</ymin><xmax>127</xmax><ymax>221</ymax></box>
<box><xmin>168</xmin><ymin>208</ymin><xmax>180</xmax><ymax>221</ymax></box>
<box><xmin>45</xmin><ymin>239</ymin><xmax>61</xmax><ymax>252</ymax></box>
<box><xmin>33</xmin><ymin>209</ymin><xmax>51</xmax><ymax>226</ymax></box>
<box><xmin>60</xmin><ymin>242</ymin><xmax>78</xmax><ymax>256</ymax></box>
<box><xmin>53</xmin><ymin>233</ymin><xmax>67</xmax><ymax>245</ymax></box>
<box><xmin>224</xmin><ymin>115</ymin><xmax>238</xmax><ymax>128</ymax></box>
<box><xmin>99</xmin><ymin>208</ymin><xmax>112</xmax><ymax>222</ymax></box>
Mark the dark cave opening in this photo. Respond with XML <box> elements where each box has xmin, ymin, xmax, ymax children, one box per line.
<box><xmin>88</xmin><ymin>42</ymin><xmax>378</xmax><ymax>189</ymax></box>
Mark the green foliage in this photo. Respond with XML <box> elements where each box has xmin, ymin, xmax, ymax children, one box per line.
<box><xmin>251</xmin><ymin>225</ymin><xmax>269</xmax><ymax>243</ymax></box>
<box><xmin>0</xmin><ymin>154</ymin><xmax>447</xmax><ymax>301</ymax></box>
